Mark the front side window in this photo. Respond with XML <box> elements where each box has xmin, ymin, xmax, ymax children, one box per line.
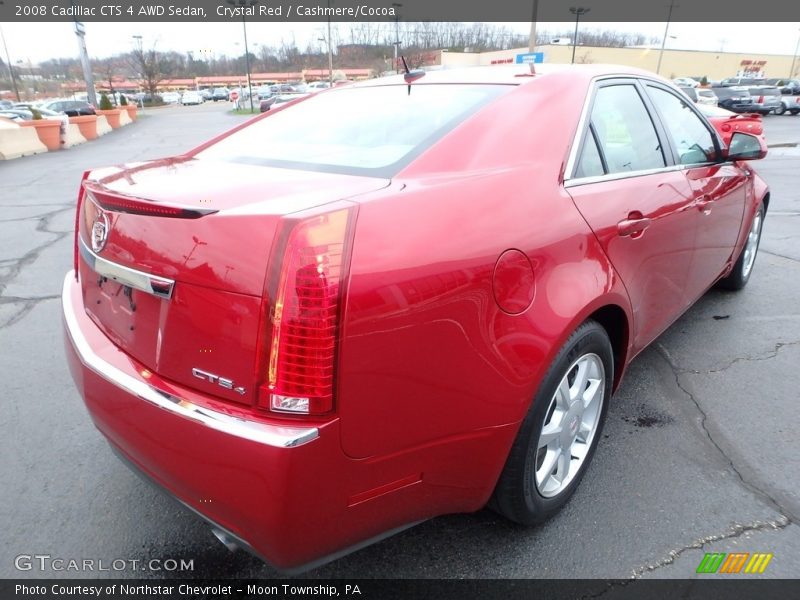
<box><xmin>646</xmin><ymin>86</ymin><xmax>716</xmax><ymax>164</ymax></box>
<box><xmin>590</xmin><ymin>85</ymin><xmax>665</xmax><ymax>174</ymax></box>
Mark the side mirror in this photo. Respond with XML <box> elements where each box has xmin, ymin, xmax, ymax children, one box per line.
<box><xmin>726</xmin><ymin>131</ymin><xmax>767</xmax><ymax>161</ymax></box>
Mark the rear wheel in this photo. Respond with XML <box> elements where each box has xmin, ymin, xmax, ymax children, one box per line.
<box><xmin>718</xmin><ymin>204</ymin><xmax>764</xmax><ymax>291</ymax></box>
<box><xmin>791</xmin><ymin>110</ymin><xmax>800</xmax><ymax>116</ymax></box>
<box><xmin>491</xmin><ymin>320</ymin><xmax>613</xmax><ymax>525</ymax></box>
<box><xmin>774</xmin><ymin>104</ymin><xmax>786</xmax><ymax>116</ymax></box>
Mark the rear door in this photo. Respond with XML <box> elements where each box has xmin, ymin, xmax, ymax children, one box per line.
<box><xmin>565</xmin><ymin>79</ymin><xmax>698</xmax><ymax>353</ymax></box>
<box><xmin>642</xmin><ymin>83</ymin><xmax>748</xmax><ymax>302</ymax></box>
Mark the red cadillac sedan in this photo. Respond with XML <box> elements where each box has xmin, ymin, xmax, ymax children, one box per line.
<box><xmin>63</xmin><ymin>65</ymin><xmax>769</xmax><ymax>571</ymax></box>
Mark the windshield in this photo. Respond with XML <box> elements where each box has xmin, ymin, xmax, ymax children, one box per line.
<box><xmin>196</xmin><ymin>83</ymin><xmax>509</xmax><ymax>177</ymax></box>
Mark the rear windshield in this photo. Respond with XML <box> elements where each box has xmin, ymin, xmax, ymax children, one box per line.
<box><xmin>748</xmin><ymin>87</ymin><xmax>780</xmax><ymax>95</ymax></box>
<box><xmin>196</xmin><ymin>84</ymin><xmax>509</xmax><ymax>178</ymax></box>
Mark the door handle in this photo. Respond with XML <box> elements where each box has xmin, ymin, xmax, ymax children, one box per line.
<box><xmin>617</xmin><ymin>215</ymin><xmax>652</xmax><ymax>238</ymax></box>
<box><xmin>696</xmin><ymin>195</ymin><xmax>714</xmax><ymax>214</ymax></box>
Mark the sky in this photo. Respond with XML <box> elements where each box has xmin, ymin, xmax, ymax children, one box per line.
<box><xmin>1</xmin><ymin>21</ymin><xmax>799</xmax><ymax>65</ymax></box>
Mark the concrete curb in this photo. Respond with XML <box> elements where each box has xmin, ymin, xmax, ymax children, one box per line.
<box><xmin>61</xmin><ymin>123</ymin><xmax>88</xmax><ymax>148</ymax></box>
<box><xmin>0</xmin><ymin>119</ymin><xmax>47</xmax><ymax>160</ymax></box>
<box><xmin>96</xmin><ymin>115</ymin><xmax>112</xmax><ymax>136</ymax></box>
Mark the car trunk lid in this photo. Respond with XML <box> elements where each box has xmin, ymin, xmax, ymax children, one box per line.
<box><xmin>77</xmin><ymin>157</ymin><xmax>387</xmax><ymax>406</ymax></box>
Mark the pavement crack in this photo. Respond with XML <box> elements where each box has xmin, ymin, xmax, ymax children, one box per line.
<box><xmin>575</xmin><ymin>518</ymin><xmax>789</xmax><ymax>597</ymax></box>
<box><xmin>694</xmin><ymin>340</ymin><xmax>800</xmax><ymax>374</ymax></box>
<box><xmin>761</xmin><ymin>249</ymin><xmax>800</xmax><ymax>263</ymax></box>
<box><xmin>635</xmin><ymin>518</ymin><xmax>790</xmax><ymax>576</ymax></box>
<box><xmin>0</xmin><ymin>206</ymin><xmax>73</xmax><ymax>296</ymax></box>
<box><xmin>654</xmin><ymin>344</ymin><xmax>796</xmax><ymax>523</ymax></box>
<box><xmin>0</xmin><ymin>295</ymin><xmax>61</xmax><ymax>329</ymax></box>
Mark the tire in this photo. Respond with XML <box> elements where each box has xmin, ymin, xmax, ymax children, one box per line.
<box><xmin>718</xmin><ymin>204</ymin><xmax>765</xmax><ymax>291</ymax></box>
<box><xmin>774</xmin><ymin>105</ymin><xmax>786</xmax><ymax>116</ymax></box>
<box><xmin>791</xmin><ymin>110</ymin><xmax>800</xmax><ymax>116</ymax></box>
<box><xmin>491</xmin><ymin>320</ymin><xmax>613</xmax><ymax>525</ymax></box>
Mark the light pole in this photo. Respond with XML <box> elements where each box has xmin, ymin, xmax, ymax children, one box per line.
<box><xmin>0</xmin><ymin>23</ymin><xmax>20</xmax><ymax>101</ymax></box>
<box><xmin>569</xmin><ymin>7</ymin><xmax>590</xmax><ymax>64</ymax></box>
<box><xmin>791</xmin><ymin>29</ymin><xmax>800</xmax><ymax>79</ymax></box>
<box><xmin>131</xmin><ymin>35</ymin><xmax>145</xmax><ymax>111</ymax></box>
<box><xmin>656</xmin><ymin>0</ymin><xmax>677</xmax><ymax>75</ymax></box>
<box><xmin>317</xmin><ymin>35</ymin><xmax>334</xmax><ymax>85</ymax></box>
<box><xmin>392</xmin><ymin>3</ymin><xmax>402</xmax><ymax>73</ymax></box>
<box><xmin>326</xmin><ymin>1</ymin><xmax>334</xmax><ymax>85</ymax></box>
<box><xmin>528</xmin><ymin>0</ymin><xmax>539</xmax><ymax>53</ymax></box>
<box><xmin>228</xmin><ymin>0</ymin><xmax>257</xmax><ymax>112</ymax></box>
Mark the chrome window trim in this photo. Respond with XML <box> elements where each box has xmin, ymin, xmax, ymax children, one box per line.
<box><xmin>564</xmin><ymin>73</ymin><xmax>725</xmax><ymax>185</ymax></box>
<box><xmin>79</xmin><ymin>237</ymin><xmax>175</xmax><ymax>300</ymax></box>
<box><xmin>62</xmin><ymin>273</ymin><xmax>319</xmax><ymax>449</ymax></box>
<box><xmin>564</xmin><ymin>164</ymin><xmax>687</xmax><ymax>188</ymax></box>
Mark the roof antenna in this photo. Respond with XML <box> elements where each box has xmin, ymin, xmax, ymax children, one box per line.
<box><xmin>400</xmin><ymin>55</ymin><xmax>425</xmax><ymax>95</ymax></box>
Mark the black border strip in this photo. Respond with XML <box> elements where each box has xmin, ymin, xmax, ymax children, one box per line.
<box><xmin>1</xmin><ymin>0</ymin><xmax>800</xmax><ymax>22</ymax></box>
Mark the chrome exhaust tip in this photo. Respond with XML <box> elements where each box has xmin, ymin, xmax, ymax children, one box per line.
<box><xmin>211</xmin><ymin>527</ymin><xmax>240</xmax><ymax>552</ymax></box>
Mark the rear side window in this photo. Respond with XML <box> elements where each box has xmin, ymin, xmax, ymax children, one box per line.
<box><xmin>574</xmin><ymin>128</ymin><xmax>605</xmax><ymax>178</ymax></box>
<box><xmin>646</xmin><ymin>86</ymin><xmax>717</xmax><ymax>164</ymax></box>
<box><xmin>589</xmin><ymin>85</ymin><xmax>665</xmax><ymax>174</ymax></box>
<box><xmin>197</xmin><ymin>84</ymin><xmax>508</xmax><ymax>177</ymax></box>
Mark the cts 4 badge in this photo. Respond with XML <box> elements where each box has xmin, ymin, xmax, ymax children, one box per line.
<box><xmin>192</xmin><ymin>368</ymin><xmax>246</xmax><ymax>395</ymax></box>
<box><xmin>91</xmin><ymin>209</ymin><xmax>109</xmax><ymax>253</ymax></box>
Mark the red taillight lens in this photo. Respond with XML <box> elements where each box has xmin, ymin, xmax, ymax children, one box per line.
<box><xmin>757</xmin><ymin>95</ymin><xmax>764</xmax><ymax>103</ymax></box>
<box><xmin>259</xmin><ymin>205</ymin><xmax>356</xmax><ymax>416</ymax></box>
<box><xmin>73</xmin><ymin>170</ymin><xmax>91</xmax><ymax>280</ymax></box>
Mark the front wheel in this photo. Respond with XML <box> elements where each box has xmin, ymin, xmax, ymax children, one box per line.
<box><xmin>718</xmin><ymin>204</ymin><xmax>765</xmax><ymax>291</ymax></box>
<box><xmin>491</xmin><ymin>320</ymin><xmax>613</xmax><ymax>525</ymax></box>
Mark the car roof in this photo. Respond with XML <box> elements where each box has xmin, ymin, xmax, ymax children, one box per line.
<box><xmin>350</xmin><ymin>64</ymin><xmax>665</xmax><ymax>89</ymax></box>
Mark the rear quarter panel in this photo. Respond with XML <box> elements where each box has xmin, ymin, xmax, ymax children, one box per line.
<box><xmin>336</xmin><ymin>76</ymin><xmax>633</xmax><ymax>464</ymax></box>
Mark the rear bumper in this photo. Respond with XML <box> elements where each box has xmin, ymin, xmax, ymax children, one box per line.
<box><xmin>62</xmin><ymin>272</ymin><xmax>499</xmax><ymax>570</ymax></box>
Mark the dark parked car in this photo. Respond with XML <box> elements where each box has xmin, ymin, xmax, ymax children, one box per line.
<box><xmin>711</xmin><ymin>86</ymin><xmax>754</xmax><ymax>113</ymax></box>
<box><xmin>41</xmin><ymin>99</ymin><xmax>96</xmax><ymax>117</ymax></box>
<box><xmin>765</xmin><ymin>78</ymin><xmax>800</xmax><ymax>95</ymax></box>
<box><xmin>212</xmin><ymin>87</ymin><xmax>230</xmax><ymax>101</ymax></box>
<box><xmin>64</xmin><ymin>65</ymin><xmax>769</xmax><ymax>571</ymax></box>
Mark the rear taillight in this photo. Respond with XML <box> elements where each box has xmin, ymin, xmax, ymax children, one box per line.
<box><xmin>258</xmin><ymin>204</ymin><xmax>356</xmax><ymax>416</ymax></box>
<box><xmin>757</xmin><ymin>96</ymin><xmax>764</xmax><ymax>103</ymax></box>
<box><xmin>73</xmin><ymin>170</ymin><xmax>91</xmax><ymax>280</ymax></box>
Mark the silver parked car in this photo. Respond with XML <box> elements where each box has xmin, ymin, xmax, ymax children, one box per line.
<box><xmin>747</xmin><ymin>86</ymin><xmax>782</xmax><ymax>115</ymax></box>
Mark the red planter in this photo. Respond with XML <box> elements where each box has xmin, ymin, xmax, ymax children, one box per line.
<box><xmin>20</xmin><ymin>119</ymin><xmax>62</xmax><ymax>151</ymax></box>
<box><xmin>122</xmin><ymin>105</ymin><xmax>138</xmax><ymax>121</ymax></box>
<box><xmin>96</xmin><ymin>109</ymin><xmax>123</xmax><ymax>129</ymax></box>
<box><xmin>69</xmin><ymin>115</ymin><xmax>98</xmax><ymax>140</ymax></box>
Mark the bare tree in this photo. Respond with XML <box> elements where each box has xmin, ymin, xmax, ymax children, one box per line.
<box><xmin>129</xmin><ymin>40</ymin><xmax>169</xmax><ymax>97</ymax></box>
<box><xmin>93</xmin><ymin>57</ymin><xmax>121</xmax><ymax>104</ymax></box>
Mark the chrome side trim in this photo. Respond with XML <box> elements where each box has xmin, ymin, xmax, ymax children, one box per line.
<box><xmin>79</xmin><ymin>237</ymin><xmax>175</xmax><ymax>299</ymax></box>
<box><xmin>563</xmin><ymin>164</ymin><xmax>687</xmax><ymax>188</ymax></box>
<box><xmin>62</xmin><ymin>273</ymin><xmax>319</xmax><ymax>449</ymax></box>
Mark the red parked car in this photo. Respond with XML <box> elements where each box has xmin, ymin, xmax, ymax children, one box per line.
<box><xmin>698</xmin><ymin>103</ymin><xmax>765</xmax><ymax>146</ymax></box>
<box><xmin>63</xmin><ymin>65</ymin><xmax>769</xmax><ymax>571</ymax></box>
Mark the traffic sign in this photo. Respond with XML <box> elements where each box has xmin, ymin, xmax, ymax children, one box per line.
<box><xmin>515</xmin><ymin>52</ymin><xmax>544</xmax><ymax>64</ymax></box>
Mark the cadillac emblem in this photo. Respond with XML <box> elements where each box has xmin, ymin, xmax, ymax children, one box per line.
<box><xmin>91</xmin><ymin>209</ymin><xmax>110</xmax><ymax>253</ymax></box>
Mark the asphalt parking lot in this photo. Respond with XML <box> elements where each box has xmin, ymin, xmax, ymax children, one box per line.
<box><xmin>1</xmin><ymin>102</ymin><xmax>799</xmax><ymax>579</ymax></box>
